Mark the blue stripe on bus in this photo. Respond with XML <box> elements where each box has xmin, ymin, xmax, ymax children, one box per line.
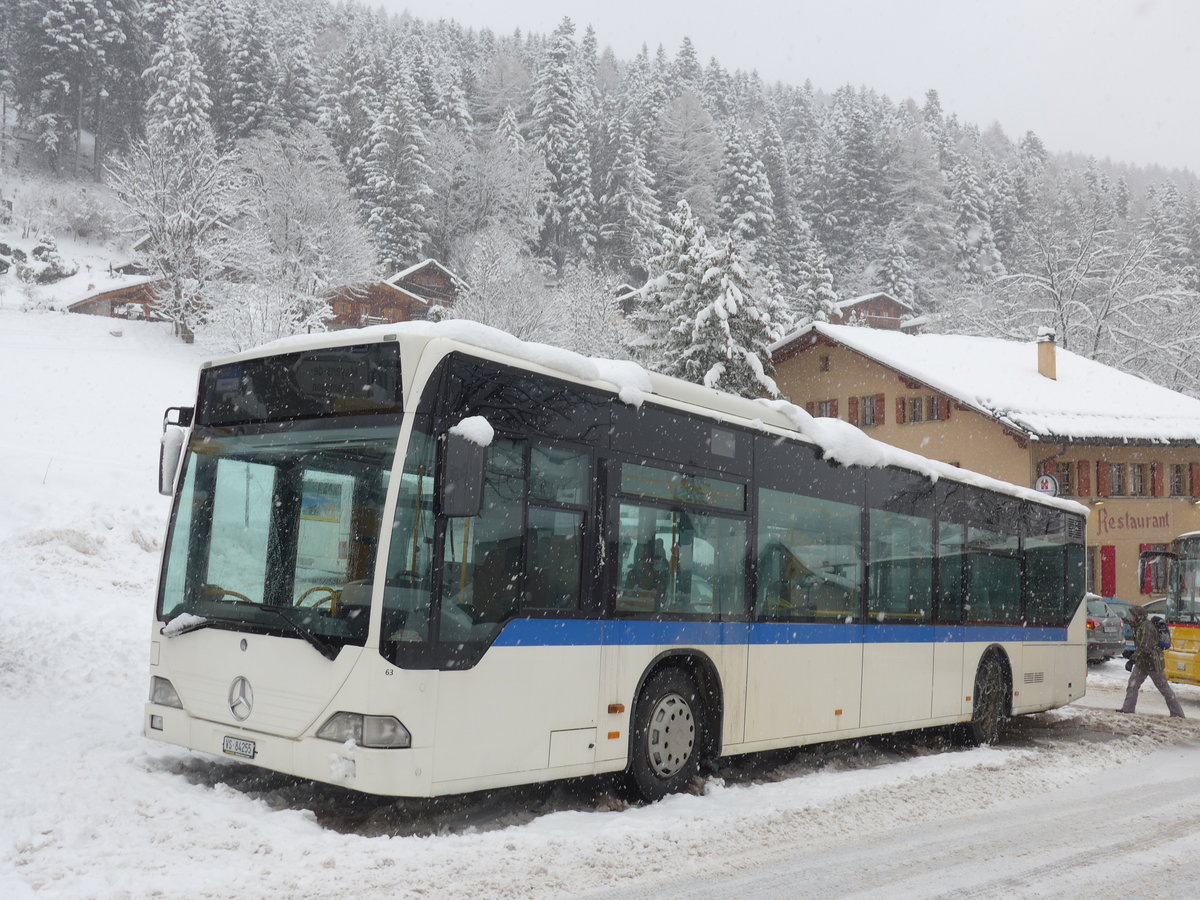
<box><xmin>491</xmin><ymin>618</ymin><xmax>1068</xmax><ymax>647</ymax></box>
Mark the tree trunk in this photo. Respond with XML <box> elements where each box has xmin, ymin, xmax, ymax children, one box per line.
<box><xmin>93</xmin><ymin>89</ymin><xmax>104</xmax><ymax>183</ymax></box>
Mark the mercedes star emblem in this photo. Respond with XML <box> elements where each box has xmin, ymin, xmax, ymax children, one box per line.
<box><xmin>228</xmin><ymin>676</ymin><xmax>254</xmax><ymax>721</ymax></box>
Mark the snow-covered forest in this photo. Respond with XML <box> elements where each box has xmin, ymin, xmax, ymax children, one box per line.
<box><xmin>3</xmin><ymin>0</ymin><xmax>1200</xmax><ymax>395</ymax></box>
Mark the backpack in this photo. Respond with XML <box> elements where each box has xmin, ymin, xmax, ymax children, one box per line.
<box><xmin>1152</xmin><ymin>616</ymin><xmax>1172</xmax><ymax>650</ymax></box>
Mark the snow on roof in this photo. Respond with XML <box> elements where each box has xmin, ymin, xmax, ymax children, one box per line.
<box><xmin>384</xmin><ymin>258</ymin><xmax>463</xmax><ymax>288</ymax></box>
<box><xmin>771</xmin><ymin>322</ymin><xmax>1200</xmax><ymax>445</ymax></box>
<box><xmin>230</xmin><ymin>320</ymin><xmax>1086</xmax><ymax>514</ymax></box>
<box><xmin>834</xmin><ymin>291</ymin><xmax>913</xmax><ymax>312</ymax></box>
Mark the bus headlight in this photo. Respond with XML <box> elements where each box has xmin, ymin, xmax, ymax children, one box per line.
<box><xmin>149</xmin><ymin>676</ymin><xmax>183</xmax><ymax>709</ymax></box>
<box><xmin>316</xmin><ymin>712</ymin><xmax>411</xmax><ymax>748</ymax></box>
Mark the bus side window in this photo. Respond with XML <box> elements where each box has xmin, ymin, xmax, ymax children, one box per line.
<box><xmin>523</xmin><ymin>446</ymin><xmax>589</xmax><ymax>611</ymax></box>
<box><xmin>756</xmin><ymin>486</ymin><xmax>860</xmax><ymax>622</ymax></box>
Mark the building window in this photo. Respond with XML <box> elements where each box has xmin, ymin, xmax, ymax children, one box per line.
<box><xmin>819</xmin><ymin>355</ymin><xmax>830</xmax><ymax>372</ymax></box>
<box><xmin>926</xmin><ymin>396</ymin><xmax>944</xmax><ymax>421</ymax></box>
<box><xmin>1171</xmin><ymin>464</ymin><xmax>1190</xmax><ymax>496</ymax></box>
<box><xmin>860</xmin><ymin>396</ymin><xmax>877</xmax><ymax>426</ymax></box>
<box><xmin>1108</xmin><ymin>463</ymin><xmax>1126</xmax><ymax>496</ymax></box>
<box><xmin>1129</xmin><ymin>464</ymin><xmax>1148</xmax><ymax>497</ymax></box>
<box><xmin>1140</xmin><ymin>543</ymin><xmax>1168</xmax><ymax>595</ymax></box>
<box><xmin>906</xmin><ymin>397</ymin><xmax>925</xmax><ymax>423</ymax></box>
<box><xmin>817</xmin><ymin>399</ymin><xmax>837</xmax><ymax>417</ymax></box>
<box><xmin>1056</xmin><ymin>462</ymin><xmax>1074</xmax><ymax>496</ymax></box>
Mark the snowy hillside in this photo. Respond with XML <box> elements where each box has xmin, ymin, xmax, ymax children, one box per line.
<box><xmin>4</xmin><ymin>307</ymin><xmax>1200</xmax><ymax>899</ymax></box>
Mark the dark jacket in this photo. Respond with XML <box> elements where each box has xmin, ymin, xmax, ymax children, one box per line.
<box><xmin>1131</xmin><ymin>611</ymin><xmax>1165</xmax><ymax>673</ymax></box>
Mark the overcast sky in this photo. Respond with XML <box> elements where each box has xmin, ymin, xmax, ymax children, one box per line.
<box><xmin>381</xmin><ymin>0</ymin><xmax>1199</xmax><ymax>174</ymax></box>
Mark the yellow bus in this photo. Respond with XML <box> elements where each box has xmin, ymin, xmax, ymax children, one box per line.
<box><xmin>1144</xmin><ymin>532</ymin><xmax>1200</xmax><ymax>685</ymax></box>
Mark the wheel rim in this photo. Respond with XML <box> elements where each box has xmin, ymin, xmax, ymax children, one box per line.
<box><xmin>645</xmin><ymin>691</ymin><xmax>696</xmax><ymax>778</ymax></box>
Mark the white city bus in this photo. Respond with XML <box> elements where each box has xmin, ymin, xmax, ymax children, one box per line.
<box><xmin>147</xmin><ymin>322</ymin><xmax>1089</xmax><ymax>801</ymax></box>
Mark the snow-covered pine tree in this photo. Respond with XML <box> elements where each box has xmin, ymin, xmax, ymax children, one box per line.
<box><xmin>950</xmin><ymin>154</ymin><xmax>1004</xmax><ymax>282</ymax></box>
<box><xmin>432</xmin><ymin>63</ymin><xmax>473</xmax><ymax>132</ymax></box>
<box><xmin>793</xmin><ymin>241</ymin><xmax>839</xmax><ymax>325</ymax></box>
<box><xmin>531</xmin><ymin>17</ymin><xmax>596</xmax><ymax>272</ymax></box>
<box><xmin>627</xmin><ymin>198</ymin><xmax>709</xmax><ymax>369</ymax></box>
<box><xmin>656</xmin><ymin>89</ymin><xmax>720</xmax><ymax>221</ymax></box>
<box><xmin>29</xmin><ymin>0</ymin><xmax>114</xmax><ymax>172</ymax></box>
<box><xmin>666</xmin><ymin>233</ymin><xmax>781</xmax><ymax>398</ymax></box>
<box><xmin>227</xmin><ymin>3</ymin><xmax>273</xmax><ymax>140</ymax></box>
<box><xmin>598</xmin><ymin>109</ymin><xmax>662</xmax><ymax>282</ymax></box>
<box><xmin>144</xmin><ymin>15</ymin><xmax>212</xmax><ymax>152</ymax></box>
<box><xmin>316</xmin><ymin>49</ymin><xmax>385</xmax><ymax>205</ymax></box>
<box><xmin>496</xmin><ymin>104</ymin><xmax>523</xmax><ymax>155</ymax></box>
<box><xmin>671</xmin><ymin>37</ymin><xmax>702</xmax><ymax>93</ymax></box>
<box><xmin>270</xmin><ymin>29</ymin><xmax>319</xmax><ymax>128</ymax></box>
<box><xmin>876</xmin><ymin>224</ymin><xmax>915</xmax><ymax>306</ymax></box>
<box><xmin>361</xmin><ymin>80</ymin><xmax>434</xmax><ymax>274</ymax></box>
<box><xmin>717</xmin><ymin>122</ymin><xmax>775</xmax><ymax>250</ymax></box>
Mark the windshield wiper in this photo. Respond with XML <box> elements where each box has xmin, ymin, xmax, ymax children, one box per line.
<box><xmin>162</xmin><ymin>607</ymin><xmax>339</xmax><ymax>660</ymax></box>
<box><xmin>162</xmin><ymin>613</ymin><xmax>236</xmax><ymax>638</ymax></box>
<box><xmin>261</xmin><ymin>606</ymin><xmax>340</xmax><ymax>661</ymax></box>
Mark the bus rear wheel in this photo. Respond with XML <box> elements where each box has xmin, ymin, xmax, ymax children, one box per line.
<box><xmin>956</xmin><ymin>652</ymin><xmax>1009</xmax><ymax>746</ymax></box>
<box><xmin>627</xmin><ymin>668</ymin><xmax>703</xmax><ymax>802</ymax></box>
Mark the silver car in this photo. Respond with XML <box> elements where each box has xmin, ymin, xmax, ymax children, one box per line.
<box><xmin>1086</xmin><ymin>596</ymin><xmax>1125</xmax><ymax>662</ymax></box>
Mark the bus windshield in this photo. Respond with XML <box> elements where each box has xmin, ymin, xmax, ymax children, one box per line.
<box><xmin>158</xmin><ymin>419</ymin><xmax>400</xmax><ymax>651</ymax></box>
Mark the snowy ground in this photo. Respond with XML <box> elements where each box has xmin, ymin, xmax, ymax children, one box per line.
<box><xmin>4</xmin><ymin>306</ymin><xmax>1200</xmax><ymax>899</ymax></box>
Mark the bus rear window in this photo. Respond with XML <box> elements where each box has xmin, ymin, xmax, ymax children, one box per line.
<box><xmin>197</xmin><ymin>343</ymin><xmax>401</xmax><ymax>426</ymax></box>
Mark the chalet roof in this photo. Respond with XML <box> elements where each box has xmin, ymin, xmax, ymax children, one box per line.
<box><xmin>62</xmin><ymin>274</ymin><xmax>158</xmax><ymax>312</ymax></box>
<box><xmin>833</xmin><ymin>291</ymin><xmax>914</xmax><ymax>313</ymax></box>
<box><xmin>770</xmin><ymin>322</ymin><xmax>1200</xmax><ymax>445</ymax></box>
<box><xmin>384</xmin><ymin>258</ymin><xmax>463</xmax><ymax>287</ymax></box>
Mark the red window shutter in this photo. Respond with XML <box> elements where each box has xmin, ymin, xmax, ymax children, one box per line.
<box><xmin>1039</xmin><ymin>459</ymin><xmax>1055</xmax><ymax>476</ymax></box>
<box><xmin>1076</xmin><ymin>459</ymin><xmax>1090</xmax><ymax>496</ymax></box>
<box><xmin>1140</xmin><ymin>543</ymin><xmax>1154</xmax><ymax>594</ymax></box>
<box><xmin>848</xmin><ymin>396</ymin><xmax>860</xmax><ymax>426</ymax></box>
<box><xmin>1096</xmin><ymin>460</ymin><xmax>1110</xmax><ymax>497</ymax></box>
<box><xmin>1100</xmin><ymin>546</ymin><xmax>1117</xmax><ymax>598</ymax></box>
<box><xmin>805</xmin><ymin>401</ymin><xmax>815</xmax><ymax>416</ymax></box>
<box><xmin>895</xmin><ymin>396</ymin><xmax>907</xmax><ymax>424</ymax></box>
<box><xmin>1191</xmin><ymin>462</ymin><xmax>1200</xmax><ymax>499</ymax></box>
<box><xmin>1151</xmin><ymin>462</ymin><xmax>1164</xmax><ymax>497</ymax></box>
<box><xmin>875</xmin><ymin>393</ymin><xmax>886</xmax><ymax>425</ymax></box>
<box><xmin>831</xmin><ymin>399</ymin><xmax>839</xmax><ymax>418</ymax></box>
<box><xmin>938</xmin><ymin>396</ymin><xmax>951</xmax><ymax>420</ymax></box>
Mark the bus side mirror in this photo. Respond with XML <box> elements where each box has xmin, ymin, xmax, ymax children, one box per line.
<box><xmin>440</xmin><ymin>431</ymin><xmax>485</xmax><ymax>517</ymax></box>
<box><xmin>159</xmin><ymin>427</ymin><xmax>186</xmax><ymax>495</ymax></box>
<box><xmin>159</xmin><ymin>406</ymin><xmax>193</xmax><ymax>496</ymax></box>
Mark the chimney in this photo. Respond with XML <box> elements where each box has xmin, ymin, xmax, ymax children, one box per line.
<box><xmin>1037</xmin><ymin>327</ymin><xmax>1057</xmax><ymax>380</ymax></box>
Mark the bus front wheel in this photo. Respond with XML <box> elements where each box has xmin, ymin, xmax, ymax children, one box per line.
<box><xmin>627</xmin><ymin>668</ymin><xmax>703</xmax><ymax>802</ymax></box>
<box><xmin>956</xmin><ymin>652</ymin><xmax>1009</xmax><ymax>746</ymax></box>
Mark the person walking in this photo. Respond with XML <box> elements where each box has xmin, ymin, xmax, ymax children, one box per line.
<box><xmin>1120</xmin><ymin>604</ymin><xmax>1185</xmax><ymax>718</ymax></box>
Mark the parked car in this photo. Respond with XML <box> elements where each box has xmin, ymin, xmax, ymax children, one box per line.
<box><xmin>1085</xmin><ymin>594</ymin><xmax>1126</xmax><ymax>662</ymax></box>
<box><xmin>1102</xmin><ymin>596</ymin><xmax>1137</xmax><ymax>658</ymax></box>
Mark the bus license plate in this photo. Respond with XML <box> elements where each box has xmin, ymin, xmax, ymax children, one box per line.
<box><xmin>222</xmin><ymin>736</ymin><xmax>256</xmax><ymax>759</ymax></box>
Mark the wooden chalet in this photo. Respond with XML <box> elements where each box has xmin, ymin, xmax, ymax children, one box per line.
<box><xmin>829</xmin><ymin>292</ymin><xmax>923</xmax><ymax>332</ymax></box>
<box><xmin>328</xmin><ymin>259</ymin><xmax>464</xmax><ymax>329</ymax></box>
<box><xmin>67</xmin><ymin>278</ymin><xmax>162</xmax><ymax>320</ymax></box>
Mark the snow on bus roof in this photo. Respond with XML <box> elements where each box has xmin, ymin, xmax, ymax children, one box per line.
<box><xmin>232</xmin><ymin>320</ymin><xmax>1086</xmax><ymax>515</ymax></box>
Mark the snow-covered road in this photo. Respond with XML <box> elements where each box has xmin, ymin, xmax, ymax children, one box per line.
<box><xmin>596</xmin><ymin>674</ymin><xmax>1200</xmax><ymax>899</ymax></box>
<box><xmin>4</xmin><ymin>308</ymin><xmax>1200</xmax><ymax>899</ymax></box>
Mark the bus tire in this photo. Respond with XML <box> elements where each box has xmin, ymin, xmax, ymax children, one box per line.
<box><xmin>956</xmin><ymin>652</ymin><xmax>1009</xmax><ymax>746</ymax></box>
<box><xmin>627</xmin><ymin>667</ymin><xmax>703</xmax><ymax>802</ymax></box>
